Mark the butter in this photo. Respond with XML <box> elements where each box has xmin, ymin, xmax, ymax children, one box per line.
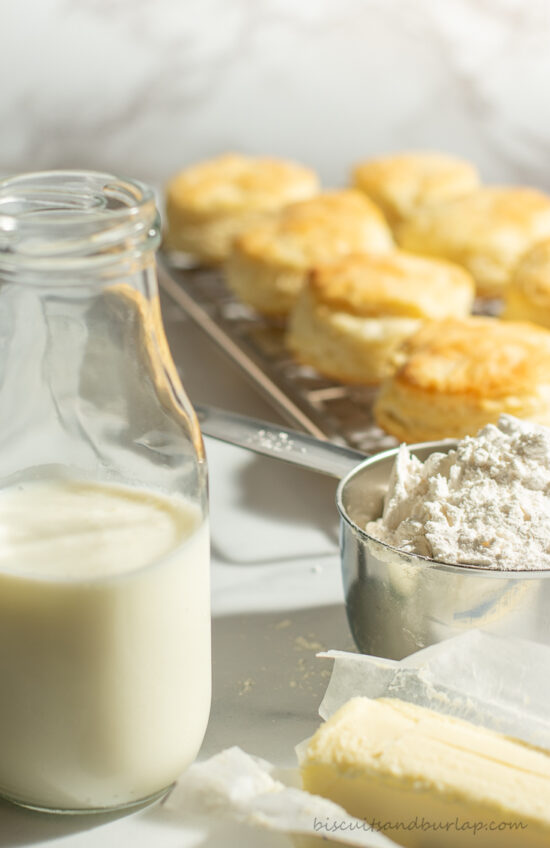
<box><xmin>299</xmin><ymin>697</ymin><xmax>550</xmax><ymax>848</ymax></box>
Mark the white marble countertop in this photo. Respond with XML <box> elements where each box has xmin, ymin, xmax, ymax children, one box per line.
<box><xmin>4</xmin><ymin>1</ymin><xmax>550</xmax><ymax>192</ymax></box>
<box><xmin>0</xmin><ymin>293</ymin><xmax>355</xmax><ymax>847</ymax></box>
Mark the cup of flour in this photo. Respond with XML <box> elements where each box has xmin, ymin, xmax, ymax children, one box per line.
<box><xmin>338</xmin><ymin>415</ymin><xmax>550</xmax><ymax>660</ymax></box>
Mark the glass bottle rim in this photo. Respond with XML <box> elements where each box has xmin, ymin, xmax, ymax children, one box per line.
<box><xmin>0</xmin><ymin>170</ymin><xmax>160</xmax><ymax>272</ymax></box>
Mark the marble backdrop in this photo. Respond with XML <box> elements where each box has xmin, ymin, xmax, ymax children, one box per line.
<box><xmin>2</xmin><ymin>0</ymin><xmax>550</xmax><ymax>192</ymax></box>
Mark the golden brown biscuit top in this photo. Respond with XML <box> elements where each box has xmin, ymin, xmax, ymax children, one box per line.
<box><xmin>308</xmin><ymin>251</ymin><xmax>474</xmax><ymax>319</ymax></box>
<box><xmin>398</xmin><ymin>187</ymin><xmax>550</xmax><ymax>254</ymax></box>
<box><xmin>233</xmin><ymin>190</ymin><xmax>393</xmax><ymax>267</ymax></box>
<box><xmin>393</xmin><ymin>317</ymin><xmax>550</xmax><ymax>398</ymax></box>
<box><xmin>352</xmin><ymin>152</ymin><xmax>479</xmax><ymax>225</ymax></box>
<box><xmin>510</xmin><ymin>239</ymin><xmax>550</xmax><ymax>307</ymax></box>
<box><xmin>166</xmin><ymin>153</ymin><xmax>319</xmax><ymax>215</ymax></box>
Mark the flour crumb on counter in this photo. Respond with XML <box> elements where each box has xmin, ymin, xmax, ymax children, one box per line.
<box><xmin>294</xmin><ymin>635</ymin><xmax>324</xmax><ymax>651</ymax></box>
<box><xmin>238</xmin><ymin>678</ymin><xmax>255</xmax><ymax>696</ymax></box>
<box><xmin>274</xmin><ymin>618</ymin><xmax>292</xmax><ymax>630</ymax></box>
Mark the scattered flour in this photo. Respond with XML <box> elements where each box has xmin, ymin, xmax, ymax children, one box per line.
<box><xmin>366</xmin><ymin>415</ymin><xmax>550</xmax><ymax>570</ymax></box>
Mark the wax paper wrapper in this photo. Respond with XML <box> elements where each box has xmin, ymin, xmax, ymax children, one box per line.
<box><xmin>317</xmin><ymin>630</ymin><xmax>550</xmax><ymax>749</ymax></box>
<box><xmin>165</xmin><ymin>631</ymin><xmax>550</xmax><ymax>847</ymax></box>
<box><xmin>166</xmin><ymin>745</ymin><xmax>395</xmax><ymax>847</ymax></box>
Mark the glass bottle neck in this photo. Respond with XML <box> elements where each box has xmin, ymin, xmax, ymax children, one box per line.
<box><xmin>0</xmin><ymin>170</ymin><xmax>160</xmax><ymax>285</ymax></box>
<box><xmin>0</xmin><ymin>171</ymin><xmax>205</xmax><ymax>497</ymax></box>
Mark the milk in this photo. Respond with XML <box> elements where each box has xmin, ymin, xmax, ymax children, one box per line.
<box><xmin>0</xmin><ymin>475</ymin><xmax>211</xmax><ymax>811</ymax></box>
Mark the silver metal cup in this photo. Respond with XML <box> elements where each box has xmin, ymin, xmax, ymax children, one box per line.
<box><xmin>338</xmin><ymin>443</ymin><xmax>550</xmax><ymax>660</ymax></box>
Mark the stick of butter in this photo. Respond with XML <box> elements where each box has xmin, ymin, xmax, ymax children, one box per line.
<box><xmin>299</xmin><ymin>696</ymin><xmax>550</xmax><ymax>848</ymax></box>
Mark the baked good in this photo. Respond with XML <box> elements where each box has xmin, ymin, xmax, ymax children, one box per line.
<box><xmin>164</xmin><ymin>153</ymin><xmax>319</xmax><ymax>263</ymax></box>
<box><xmin>397</xmin><ymin>187</ymin><xmax>550</xmax><ymax>298</ymax></box>
<box><xmin>352</xmin><ymin>151</ymin><xmax>479</xmax><ymax>227</ymax></box>
<box><xmin>375</xmin><ymin>317</ymin><xmax>550</xmax><ymax>442</ymax></box>
<box><xmin>225</xmin><ymin>190</ymin><xmax>394</xmax><ymax>316</ymax></box>
<box><xmin>286</xmin><ymin>251</ymin><xmax>475</xmax><ymax>384</ymax></box>
<box><xmin>502</xmin><ymin>239</ymin><xmax>550</xmax><ymax>328</ymax></box>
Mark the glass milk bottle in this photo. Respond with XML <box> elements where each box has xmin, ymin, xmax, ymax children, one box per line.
<box><xmin>0</xmin><ymin>171</ymin><xmax>210</xmax><ymax>812</ymax></box>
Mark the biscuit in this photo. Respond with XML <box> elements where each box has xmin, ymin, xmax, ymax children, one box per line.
<box><xmin>225</xmin><ymin>190</ymin><xmax>394</xmax><ymax>316</ymax></box>
<box><xmin>397</xmin><ymin>187</ymin><xmax>550</xmax><ymax>298</ymax></box>
<box><xmin>352</xmin><ymin>151</ymin><xmax>479</xmax><ymax>227</ymax></box>
<box><xmin>164</xmin><ymin>153</ymin><xmax>319</xmax><ymax>263</ymax></box>
<box><xmin>375</xmin><ymin>317</ymin><xmax>550</xmax><ymax>442</ymax></box>
<box><xmin>286</xmin><ymin>252</ymin><xmax>475</xmax><ymax>384</ymax></box>
<box><xmin>502</xmin><ymin>239</ymin><xmax>550</xmax><ymax>328</ymax></box>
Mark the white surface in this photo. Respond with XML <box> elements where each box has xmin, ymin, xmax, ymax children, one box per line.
<box><xmin>0</xmin><ymin>298</ymin><xmax>354</xmax><ymax>846</ymax></box>
<box><xmin>2</xmin><ymin>1</ymin><xmax>550</xmax><ymax>190</ymax></box>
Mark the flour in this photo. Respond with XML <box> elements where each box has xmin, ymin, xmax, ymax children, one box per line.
<box><xmin>366</xmin><ymin>415</ymin><xmax>550</xmax><ymax>570</ymax></box>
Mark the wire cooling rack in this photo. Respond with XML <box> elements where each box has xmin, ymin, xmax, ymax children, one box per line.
<box><xmin>158</xmin><ymin>257</ymin><xmax>399</xmax><ymax>454</ymax></box>
<box><xmin>159</xmin><ymin>256</ymin><xmax>500</xmax><ymax>453</ymax></box>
